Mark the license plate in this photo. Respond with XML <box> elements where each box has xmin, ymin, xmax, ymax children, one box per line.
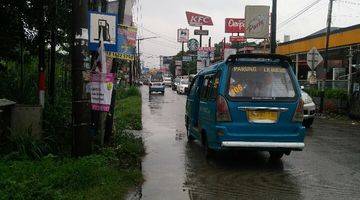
<box><xmin>247</xmin><ymin>110</ymin><xmax>278</xmax><ymax>123</ymax></box>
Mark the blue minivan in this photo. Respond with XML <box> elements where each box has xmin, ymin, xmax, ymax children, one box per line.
<box><xmin>185</xmin><ymin>54</ymin><xmax>306</xmax><ymax>159</ymax></box>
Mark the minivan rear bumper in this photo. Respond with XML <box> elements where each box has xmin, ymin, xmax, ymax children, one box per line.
<box><xmin>221</xmin><ymin>141</ymin><xmax>304</xmax><ymax>150</ymax></box>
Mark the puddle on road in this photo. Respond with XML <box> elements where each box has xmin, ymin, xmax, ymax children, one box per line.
<box><xmin>127</xmin><ymin>87</ymin><xmax>360</xmax><ymax>200</ymax></box>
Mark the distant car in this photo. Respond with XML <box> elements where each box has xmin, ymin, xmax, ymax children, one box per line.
<box><xmin>301</xmin><ymin>90</ymin><xmax>315</xmax><ymax>128</ymax></box>
<box><xmin>149</xmin><ymin>76</ymin><xmax>165</xmax><ymax>94</ymax></box>
<box><xmin>163</xmin><ymin>77</ymin><xmax>172</xmax><ymax>87</ymax></box>
<box><xmin>172</xmin><ymin>77</ymin><xmax>181</xmax><ymax>90</ymax></box>
<box><xmin>177</xmin><ymin>79</ymin><xmax>189</xmax><ymax>94</ymax></box>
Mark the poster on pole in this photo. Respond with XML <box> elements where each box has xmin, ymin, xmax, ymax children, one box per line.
<box><xmin>177</xmin><ymin>29</ymin><xmax>189</xmax><ymax>43</ymax></box>
<box><xmin>90</xmin><ymin>73</ymin><xmax>115</xmax><ymax>112</ymax></box>
<box><xmin>89</xmin><ymin>12</ymin><xmax>118</xmax><ymax>52</ymax></box>
<box><xmin>244</xmin><ymin>6</ymin><xmax>270</xmax><ymax>39</ymax></box>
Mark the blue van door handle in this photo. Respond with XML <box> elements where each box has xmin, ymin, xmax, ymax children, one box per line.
<box><xmin>238</xmin><ymin>107</ymin><xmax>288</xmax><ymax>112</ymax></box>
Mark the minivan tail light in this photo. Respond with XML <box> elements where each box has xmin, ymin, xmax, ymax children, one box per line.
<box><xmin>216</xmin><ymin>95</ymin><xmax>232</xmax><ymax>122</ymax></box>
<box><xmin>293</xmin><ymin>99</ymin><xmax>304</xmax><ymax>122</ymax></box>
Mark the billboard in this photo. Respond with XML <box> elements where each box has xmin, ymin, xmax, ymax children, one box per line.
<box><xmin>186</xmin><ymin>11</ymin><xmax>213</xmax><ymax>26</ymax></box>
<box><xmin>107</xmin><ymin>25</ymin><xmax>137</xmax><ymax>61</ymax></box>
<box><xmin>197</xmin><ymin>47</ymin><xmax>214</xmax><ymax>61</ymax></box>
<box><xmin>177</xmin><ymin>29</ymin><xmax>189</xmax><ymax>43</ymax></box>
<box><xmin>245</xmin><ymin>6</ymin><xmax>270</xmax><ymax>39</ymax></box>
<box><xmin>225</xmin><ymin>18</ymin><xmax>245</xmax><ymax>33</ymax></box>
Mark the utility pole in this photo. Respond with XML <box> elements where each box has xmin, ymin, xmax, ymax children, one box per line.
<box><xmin>38</xmin><ymin>0</ymin><xmax>46</xmax><ymax>107</ymax></box>
<box><xmin>199</xmin><ymin>26</ymin><xmax>203</xmax><ymax>47</ymax></box>
<box><xmin>49</xmin><ymin>0</ymin><xmax>57</xmax><ymax>104</ymax></box>
<box><xmin>348</xmin><ymin>46</ymin><xmax>353</xmax><ymax>96</ymax></box>
<box><xmin>323</xmin><ymin>0</ymin><xmax>334</xmax><ymax>74</ymax></box>
<box><xmin>71</xmin><ymin>0</ymin><xmax>92</xmax><ymax>156</ymax></box>
<box><xmin>105</xmin><ymin>0</ymin><xmax>126</xmax><ymax>144</ymax></box>
<box><xmin>320</xmin><ymin>0</ymin><xmax>334</xmax><ymax>113</ymax></box>
<box><xmin>270</xmin><ymin>0</ymin><xmax>277</xmax><ymax>54</ymax></box>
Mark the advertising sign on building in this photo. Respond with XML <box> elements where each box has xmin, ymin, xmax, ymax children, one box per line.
<box><xmin>244</xmin><ymin>6</ymin><xmax>270</xmax><ymax>39</ymax></box>
<box><xmin>107</xmin><ymin>25</ymin><xmax>137</xmax><ymax>61</ymax></box>
<box><xmin>89</xmin><ymin>12</ymin><xmax>118</xmax><ymax>52</ymax></box>
<box><xmin>186</xmin><ymin>11</ymin><xmax>213</xmax><ymax>26</ymax></box>
<box><xmin>90</xmin><ymin>73</ymin><xmax>115</xmax><ymax>112</ymax></box>
<box><xmin>225</xmin><ymin>18</ymin><xmax>245</xmax><ymax>33</ymax></box>
<box><xmin>230</xmin><ymin>36</ymin><xmax>246</xmax><ymax>43</ymax></box>
<box><xmin>177</xmin><ymin>29</ymin><xmax>189</xmax><ymax>43</ymax></box>
<box><xmin>197</xmin><ymin>47</ymin><xmax>215</xmax><ymax>61</ymax></box>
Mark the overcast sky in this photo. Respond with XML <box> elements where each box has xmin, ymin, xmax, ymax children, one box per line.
<box><xmin>133</xmin><ymin>0</ymin><xmax>360</xmax><ymax>68</ymax></box>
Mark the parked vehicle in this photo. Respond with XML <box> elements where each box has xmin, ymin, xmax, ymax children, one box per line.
<box><xmin>177</xmin><ymin>79</ymin><xmax>189</xmax><ymax>94</ymax></box>
<box><xmin>163</xmin><ymin>77</ymin><xmax>172</xmax><ymax>87</ymax></box>
<box><xmin>185</xmin><ymin>54</ymin><xmax>306</xmax><ymax>159</ymax></box>
<box><xmin>301</xmin><ymin>89</ymin><xmax>315</xmax><ymax>128</ymax></box>
<box><xmin>149</xmin><ymin>74</ymin><xmax>165</xmax><ymax>94</ymax></box>
<box><xmin>172</xmin><ymin>77</ymin><xmax>181</xmax><ymax>90</ymax></box>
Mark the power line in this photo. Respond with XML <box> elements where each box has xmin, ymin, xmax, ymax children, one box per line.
<box><xmin>278</xmin><ymin>0</ymin><xmax>323</xmax><ymax>29</ymax></box>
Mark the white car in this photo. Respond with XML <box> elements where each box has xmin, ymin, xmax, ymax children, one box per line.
<box><xmin>163</xmin><ymin>77</ymin><xmax>172</xmax><ymax>87</ymax></box>
<box><xmin>176</xmin><ymin>79</ymin><xmax>189</xmax><ymax>94</ymax></box>
<box><xmin>301</xmin><ymin>90</ymin><xmax>315</xmax><ymax>128</ymax></box>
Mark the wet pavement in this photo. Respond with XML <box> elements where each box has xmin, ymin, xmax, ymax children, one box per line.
<box><xmin>130</xmin><ymin>86</ymin><xmax>360</xmax><ymax>200</ymax></box>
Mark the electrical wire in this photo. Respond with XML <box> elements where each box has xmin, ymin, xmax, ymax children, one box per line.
<box><xmin>278</xmin><ymin>0</ymin><xmax>323</xmax><ymax>29</ymax></box>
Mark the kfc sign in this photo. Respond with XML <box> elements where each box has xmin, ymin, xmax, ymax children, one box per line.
<box><xmin>186</xmin><ymin>11</ymin><xmax>213</xmax><ymax>26</ymax></box>
<box><xmin>225</xmin><ymin>18</ymin><xmax>245</xmax><ymax>33</ymax></box>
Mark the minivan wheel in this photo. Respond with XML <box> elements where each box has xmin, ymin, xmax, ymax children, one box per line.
<box><xmin>302</xmin><ymin>118</ymin><xmax>314</xmax><ymax>128</ymax></box>
<box><xmin>202</xmin><ymin>134</ymin><xmax>215</xmax><ymax>158</ymax></box>
<box><xmin>269</xmin><ymin>151</ymin><xmax>284</xmax><ymax>160</ymax></box>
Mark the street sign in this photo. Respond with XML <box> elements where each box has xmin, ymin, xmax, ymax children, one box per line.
<box><xmin>307</xmin><ymin>47</ymin><xmax>323</xmax><ymax>70</ymax></box>
<box><xmin>194</xmin><ymin>29</ymin><xmax>209</xmax><ymax>35</ymax></box>
<box><xmin>225</xmin><ymin>18</ymin><xmax>245</xmax><ymax>33</ymax></box>
<box><xmin>177</xmin><ymin>29</ymin><xmax>189</xmax><ymax>43</ymax></box>
<box><xmin>230</xmin><ymin>36</ymin><xmax>246</xmax><ymax>43</ymax></box>
<box><xmin>89</xmin><ymin>12</ymin><xmax>118</xmax><ymax>52</ymax></box>
<box><xmin>182</xmin><ymin>56</ymin><xmax>192</xmax><ymax>62</ymax></box>
<box><xmin>186</xmin><ymin>11</ymin><xmax>213</xmax><ymax>26</ymax></box>
<box><xmin>188</xmin><ymin>38</ymin><xmax>199</xmax><ymax>51</ymax></box>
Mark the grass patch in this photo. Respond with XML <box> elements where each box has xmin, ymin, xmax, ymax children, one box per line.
<box><xmin>0</xmin><ymin>86</ymin><xmax>144</xmax><ymax>199</ymax></box>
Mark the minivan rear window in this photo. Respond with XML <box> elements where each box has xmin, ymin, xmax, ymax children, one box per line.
<box><xmin>228</xmin><ymin>65</ymin><xmax>296</xmax><ymax>100</ymax></box>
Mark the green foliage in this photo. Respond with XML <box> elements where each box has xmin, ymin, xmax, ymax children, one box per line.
<box><xmin>304</xmin><ymin>88</ymin><xmax>348</xmax><ymax>100</ymax></box>
<box><xmin>3</xmin><ymin>127</ymin><xmax>56</xmax><ymax>160</ymax></box>
<box><xmin>0</xmin><ymin>155</ymin><xmax>142</xmax><ymax>200</ymax></box>
<box><xmin>115</xmin><ymin>86</ymin><xmax>142</xmax><ymax>130</ymax></box>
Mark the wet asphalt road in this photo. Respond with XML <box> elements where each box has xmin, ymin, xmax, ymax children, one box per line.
<box><xmin>133</xmin><ymin>86</ymin><xmax>360</xmax><ymax>200</ymax></box>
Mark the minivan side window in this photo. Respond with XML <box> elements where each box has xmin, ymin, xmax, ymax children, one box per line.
<box><xmin>189</xmin><ymin>77</ymin><xmax>199</xmax><ymax>96</ymax></box>
<box><xmin>200</xmin><ymin>74</ymin><xmax>218</xmax><ymax>100</ymax></box>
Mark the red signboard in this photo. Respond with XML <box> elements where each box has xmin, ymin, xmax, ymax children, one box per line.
<box><xmin>229</xmin><ymin>36</ymin><xmax>246</xmax><ymax>43</ymax></box>
<box><xmin>186</xmin><ymin>11</ymin><xmax>213</xmax><ymax>26</ymax></box>
<box><xmin>225</xmin><ymin>18</ymin><xmax>245</xmax><ymax>33</ymax></box>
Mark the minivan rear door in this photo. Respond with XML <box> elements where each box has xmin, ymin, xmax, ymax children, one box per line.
<box><xmin>225</xmin><ymin>62</ymin><xmax>301</xmax><ymax>140</ymax></box>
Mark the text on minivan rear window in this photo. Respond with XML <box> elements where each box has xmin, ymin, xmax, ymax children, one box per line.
<box><xmin>228</xmin><ymin>66</ymin><xmax>295</xmax><ymax>99</ymax></box>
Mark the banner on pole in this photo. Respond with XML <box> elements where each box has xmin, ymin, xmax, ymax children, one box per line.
<box><xmin>90</xmin><ymin>73</ymin><xmax>115</xmax><ymax>112</ymax></box>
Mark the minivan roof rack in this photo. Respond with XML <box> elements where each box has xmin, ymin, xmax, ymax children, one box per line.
<box><xmin>226</xmin><ymin>53</ymin><xmax>292</xmax><ymax>64</ymax></box>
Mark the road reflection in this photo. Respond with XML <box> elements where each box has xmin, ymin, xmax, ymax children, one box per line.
<box><xmin>183</xmin><ymin>142</ymin><xmax>302</xmax><ymax>200</ymax></box>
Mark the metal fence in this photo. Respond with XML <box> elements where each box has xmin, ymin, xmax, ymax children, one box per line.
<box><xmin>298</xmin><ymin>80</ymin><xmax>348</xmax><ymax>90</ymax></box>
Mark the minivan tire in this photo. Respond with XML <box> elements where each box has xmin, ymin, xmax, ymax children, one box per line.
<box><xmin>269</xmin><ymin>151</ymin><xmax>284</xmax><ymax>160</ymax></box>
<box><xmin>202</xmin><ymin>134</ymin><xmax>215</xmax><ymax>158</ymax></box>
<box><xmin>302</xmin><ymin>118</ymin><xmax>314</xmax><ymax>128</ymax></box>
